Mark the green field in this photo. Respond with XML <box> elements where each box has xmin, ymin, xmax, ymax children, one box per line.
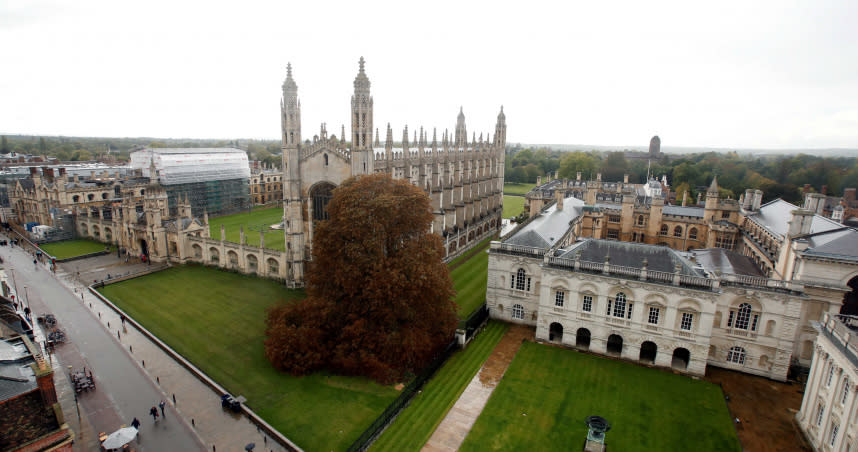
<box><xmin>39</xmin><ymin>239</ymin><xmax>114</xmax><ymax>260</ymax></box>
<box><xmin>502</xmin><ymin>195</ymin><xmax>525</xmax><ymax>219</ymax></box>
<box><xmin>460</xmin><ymin>343</ymin><xmax>740</xmax><ymax>452</ymax></box>
<box><xmin>371</xmin><ymin>321</ymin><xmax>508</xmax><ymax>451</ymax></box>
<box><xmin>450</xmin><ymin>237</ymin><xmax>492</xmax><ymax>318</ymax></box>
<box><xmin>208</xmin><ymin>206</ymin><xmax>285</xmax><ymax>252</ymax></box>
<box><xmin>99</xmin><ymin>266</ymin><xmax>398</xmax><ymax>452</ymax></box>
<box><xmin>503</xmin><ymin>182</ymin><xmax>536</xmax><ymax>195</ymax></box>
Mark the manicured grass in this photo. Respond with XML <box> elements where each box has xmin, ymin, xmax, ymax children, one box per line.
<box><xmin>371</xmin><ymin>321</ymin><xmax>508</xmax><ymax>452</ymax></box>
<box><xmin>450</xmin><ymin>243</ymin><xmax>490</xmax><ymax>318</ymax></box>
<box><xmin>460</xmin><ymin>343</ymin><xmax>741</xmax><ymax>452</ymax></box>
<box><xmin>99</xmin><ymin>266</ymin><xmax>399</xmax><ymax>452</ymax></box>
<box><xmin>39</xmin><ymin>239</ymin><xmax>114</xmax><ymax>260</ymax></box>
<box><xmin>208</xmin><ymin>206</ymin><xmax>285</xmax><ymax>252</ymax></box>
<box><xmin>503</xmin><ymin>182</ymin><xmax>536</xmax><ymax>195</ymax></box>
<box><xmin>502</xmin><ymin>195</ymin><xmax>525</xmax><ymax>219</ymax></box>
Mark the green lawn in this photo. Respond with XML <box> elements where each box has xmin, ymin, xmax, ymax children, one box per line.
<box><xmin>371</xmin><ymin>321</ymin><xmax>508</xmax><ymax>451</ymax></box>
<box><xmin>502</xmin><ymin>195</ymin><xmax>525</xmax><ymax>219</ymax></box>
<box><xmin>460</xmin><ymin>343</ymin><xmax>740</xmax><ymax>452</ymax></box>
<box><xmin>450</xmin><ymin>239</ymin><xmax>491</xmax><ymax>318</ymax></box>
<box><xmin>208</xmin><ymin>206</ymin><xmax>285</xmax><ymax>252</ymax></box>
<box><xmin>503</xmin><ymin>182</ymin><xmax>536</xmax><ymax>195</ymax></box>
<box><xmin>39</xmin><ymin>239</ymin><xmax>114</xmax><ymax>260</ymax></box>
<box><xmin>98</xmin><ymin>266</ymin><xmax>399</xmax><ymax>452</ymax></box>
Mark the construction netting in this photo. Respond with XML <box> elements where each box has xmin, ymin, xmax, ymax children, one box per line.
<box><xmin>130</xmin><ymin>148</ymin><xmax>250</xmax><ymax>185</ymax></box>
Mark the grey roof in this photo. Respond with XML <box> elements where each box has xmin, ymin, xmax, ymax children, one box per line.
<box><xmin>0</xmin><ymin>338</ymin><xmax>37</xmax><ymax>402</ymax></box>
<box><xmin>802</xmin><ymin>228</ymin><xmax>858</xmax><ymax>262</ymax></box>
<box><xmin>663</xmin><ymin>205</ymin><xmax>705</xmax><ymax>218</ymax></box>
<box><xmin>557</xmin><ymin>239</ymin><xmax>702</xmax><ymax>275</ymax></box>
<box><xmin>692</xmin><ymin>248</ymin><xmax>766</xmax><ymax>277</ymax></box>
<box><xmin>505</xmin><ymin>197</ymin><xmax>584</xmax><ymax>248</ymax></box>
<box><xmin>141</xmin><ymin>147</ymin><xmax>244</xmax><ymax>154</ymax></box>
<box><xmin>748</xmin><ymin>199</ymin><xmax>842</xmax><ymax>239</ymax></box>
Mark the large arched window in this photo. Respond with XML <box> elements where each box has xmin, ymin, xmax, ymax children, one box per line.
<box><xmin>512</xmin><ymin>304</ymin><xmax>524</xmax><ymax>320</ymax></box>
<box><xmin>728</xmin><ymin>303</ymin><xmax>758</xmax><ymax>331</ymax></box>
<box><xmin>689</xmin><ymin>227</ymin><xmax>698</xmax><ymax>240</ymax></box>
<box><xmin>512</xmin><ymin>268</ymin><xmax>531</xmax><ymax>291</ymax></box>
<box><xmin>673</xmin><ymin>225</ymin><xmax>683</xmax><ymax>237</ymax></box>
<box><xmin>607</xmin><ymin>292</ymin><xmax>631</xmax><ymax>319</ymax></box>
<box><xmin>310</xmin><ymin>182</ymin><xmax>335</xmax><ymax>221</ymax></box>
<box><xmin>727</xmin><ymin>346</ymin><xmax>746</xmax><ymax>364</ymax></box>
<box><xmin>660</xmin><ymin>224</ymin><xmax>668</xmax><ymax>235</ymax></box>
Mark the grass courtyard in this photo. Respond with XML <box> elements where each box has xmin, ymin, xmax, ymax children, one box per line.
<box><xmin>370</xmin><ymin>321</ymin><xmax>508</xmax><ymax>451</ymax></box>
<box><xmin>460</xmin><ymin>342</ymin><xmax>741</xmax><ymax>452</ymax></box>
<box><xmin>503</xmin><ymin>182</ymin><xmax>536</xmax><ymax>195</ymax></box>
<box><xmin>99</xmin><ymin>266</ymin><xmax>399</xmax><ymax>452</ymax></box>
<box><xmin>449</xmin><ymin>237</ymin><xmax>492</xmax><ymax>318</ymax></box>
<box><xmin>502</xmin><ymin>195</ymin><xmax>525</xmax><ymax>219</ymax></box>
<box><xmin>39</xmin><ymin>239</ymin><xmax>114</xmax><ymax>260</ymax></box>
<box><xmin>208</xmin><ymin>206</ymin><xmax>285</xmax><ymax>252</ymax></box>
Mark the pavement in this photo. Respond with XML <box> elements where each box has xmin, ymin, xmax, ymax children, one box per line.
<box><xmin>2</xmin><ymin>237</ymin><xmax>297</xmax><ymax>452</ymax></box>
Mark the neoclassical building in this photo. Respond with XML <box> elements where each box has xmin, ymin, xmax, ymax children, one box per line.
<box><xmin>488</xmin><ymin>186</ymin><xmax>858</xmax><ymax>381</ymax></box>
<box><xmin>797</xmin><ymin>313</ymin><xmax>858</xmax><ymax>451</ymax></box>
<box><xmin>280</xmin><ymin>58</ymin><xmax>506</xmax><ymax>283</ymax></box>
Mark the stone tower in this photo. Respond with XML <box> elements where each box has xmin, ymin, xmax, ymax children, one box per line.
<box><xmin>281</xmin><ymin>63</ymin><xmax>305</xmax><ymax>282</ymax></box>
<box><xmin>649</xmin><ymin>135</ymin><xmax>661</xmax><ymax>157</ymax></box>
<box><xmin>455</xmin><ymin>107</ymin><xmax>467</xmax><ymax>147</ymax></box>
<box><xmin>351</xmin><ymin>57</ymin><xmax>374</xmax><ymax>175</ymax></box>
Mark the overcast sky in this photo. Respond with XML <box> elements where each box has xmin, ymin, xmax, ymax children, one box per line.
<box><xmin>2</xmin><ymin>0</ymin><xmax>857</xmax><ymax>150</ymax></box>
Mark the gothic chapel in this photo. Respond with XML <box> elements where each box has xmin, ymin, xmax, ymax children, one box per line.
<box><xmin>280</xmin><ymin>58</ymin><xmax>506</xmax><ymax>283</ymax></box>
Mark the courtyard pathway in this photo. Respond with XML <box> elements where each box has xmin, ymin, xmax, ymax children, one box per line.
<box><xmin>422</xmin><ymin>325</ymin><xmax>533</xmax><ymax>452</ymax></box>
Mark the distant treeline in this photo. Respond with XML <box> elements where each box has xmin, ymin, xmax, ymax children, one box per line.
<box><xmin>505</xmin><ymin>146</ymin><xmax>858</xmax><ymax>205</ymax></box>
<box><xmin>0</xmin><ymin>135</ymin><xmax>282</xmax><ymax>168</ymax></box>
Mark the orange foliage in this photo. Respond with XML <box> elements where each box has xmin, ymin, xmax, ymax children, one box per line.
<box><xmin>264</xmin><ymin>173</ymin><xmax>458</xmax><ymax>383</ymax></box>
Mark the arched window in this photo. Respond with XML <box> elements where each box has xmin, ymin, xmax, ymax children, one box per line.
<box><xmin>827</xmin><ymin>362</ymin><xmax>836</xmax><ymax>387</ymax></box>
<box><xmin>637</xmin><ymin>215</ymin><xmax>644</xmax><ymax>226</ymax></box>
<box><xmin>673</xmin><ymin>225</ymin><xmax>683</xmax><ymax>237</ymax></box>
<box><xmin>310</xmin><ymin>182</ymin><xmax>335</xmax><ymax>221</ymax></box>
<box><xmin>512</xmin><ymin>304</ymin><xmax>524</xmax><ymax>320</ymax></box>
<box><xmin>73</xmin><ymin>195</ymin><xmax>80</xmax><ymax>203</ymax></box>
<box><xmin>842</xmin><ymin>378</ymin><xmax>850</xmax><ymax>405</ymax></box>
<box><xmin>102</xmin><ymin>192</ymin><xmax>108</xmax><ymax>200</ymax></box>
<box><xmin>324</xmin><ymin>153</ymin><xmax>329</xmax><ymax>166</ymax></box>
<box><xmin>608</xmin><ymin>292</ymin><xmax>630</xmax><ymax>319</ymax></box>
<box><xmin>689</xmin><ymin>227</ymin><xmax>698</xmax><ymax>240</ymax></box>
<box><xmin>728</xmin><ymin>303</ymin><xmax>758</xmax><ymax>331</ymax></box>
<box><xmin>660</xmin><ymin>224</ymin><xmax>668</xmax><ymax>235</ymax></box>
<box><xmin>512</xmin><ymin>268</ymin><xmax>531</xmax><ymax>291</ymax></box>
<box><xmin>727</xmin><ymin>346</ymin><xmax>746</xmax><ymax>364</ymax></box>
<box><xmin>88</xmin><ymin>194</ymin><xmax>94</xmax><ymax>201</ymax></box>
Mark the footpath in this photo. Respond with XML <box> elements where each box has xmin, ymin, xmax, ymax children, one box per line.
<box><xmin>422</xmin><ymin>325</ymin><xmax>533</xmax><ymax>451</ymax></box>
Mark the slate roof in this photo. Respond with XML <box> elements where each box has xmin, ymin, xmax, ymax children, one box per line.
<box><xmin>505</xmin><ymin>197</ymin><xmax>584</xmax><ymax>248</ymax></box>
<box><xmin>748</xmin><ymin>199</ymin><xmax>842</xmax><ymax>239</ymax></box>
<box><xmin>692</xmin><ymin>248</ymin><xmax>766</xmax><ymax>277</ymax></box>
<box><xmin>663</xmin><ymin>205</ymin><xmax>705</xmax><ymax>218</ymax></box>
<box><xmin>0</xmin><ymin>338</ymin><xmax>36</xmax><ymax>402</ymax></box>
<box><xmin>802</xmin><ymin>228</ymin><xmax>858</xmax><ymax>262</ymax></box>
<box><xmin>557</xmin><ymin>239</ymin><xmax>702</xmax><ymax>275</ymax></box>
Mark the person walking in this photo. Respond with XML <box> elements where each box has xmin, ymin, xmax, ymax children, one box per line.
<box><xmin>131</xmin><ymin>417</ymin><xmax>141</xmax><ymax>429</ymax></box>
<box><xmin>149</xmin><ymin>406</ymin><xmax>159</xmax><ymax>422</ymax></box>
<box><xmin>158</xmin><ymin>400</ymin><xmax>166</xmax><ymax>418</ymax></box>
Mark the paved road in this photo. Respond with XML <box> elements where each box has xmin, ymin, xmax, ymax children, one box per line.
<box><xmin>1</xmin><ymin>242</ymin><xmax>205</xmax><ymax>452</ymax></box>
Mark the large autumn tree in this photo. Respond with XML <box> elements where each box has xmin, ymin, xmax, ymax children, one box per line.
<box><xmin>264</xmin><ymin>173</ymin><xmax>458</xmax><ymax>383</ymax></box>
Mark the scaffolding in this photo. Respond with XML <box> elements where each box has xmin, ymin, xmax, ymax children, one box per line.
<box><xmin>130</xmin><ymin>148</ymin><xmax>251</xmax><ymax>216</ymax></box>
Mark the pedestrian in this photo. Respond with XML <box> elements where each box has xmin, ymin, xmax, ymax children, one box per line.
<box><xmin>131</xmin><ymin>417</ymin><xmax>141</xmax><ymax>429</ymax></box>
<box><xmin>121</xmin><ymin>314</ymin><xmax>126</xmax><ymax>326</ymax></box>
<box><xmin>159</xmin><ymin>400</ymin><xmax>166</xmax><ymax>418</ymax></box>
<box><xmin>150</xmin><ymin>406</ymin><xmax>159</xmax><ymax>422</ymax></box>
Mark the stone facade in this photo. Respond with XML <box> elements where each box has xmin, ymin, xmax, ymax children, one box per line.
<box><xmin>250</xmin><ymin>167</ymin><xmax>282</xmax><ymax>206</ymax></box>
<box><xmin>797</xmin><ymin>313</ymin><xmax>858</xmax><ymax>451</ymax></box>
<box><xmin>488</xmin><ymin>184</ymin><xmax>858</xmax><ymax>381</ymax></box>
<box><xmin>280</xmin><ymin>58</ymin><xmax>506</xmax><ymax>284</ymax></box>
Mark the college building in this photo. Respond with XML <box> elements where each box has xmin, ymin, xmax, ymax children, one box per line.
<box><xmin>488</xmin><ymin>181</ymin><xmax>858</xmax><ymax>381</ymax></box>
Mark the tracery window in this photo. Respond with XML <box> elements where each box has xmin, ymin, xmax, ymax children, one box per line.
<box><xmin>674</xmin><ymin>225</ymin><xmax>683</xmax><ymax>237</ymax></box>
<box><xmin>689</xmin><ymin>227</ymin><xmax>698</xmax><ymax>240</ymax></box>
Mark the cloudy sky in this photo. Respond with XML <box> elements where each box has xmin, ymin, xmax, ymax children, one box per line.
<box><xmin>1</xmin><ymin>0</ymin><xmax>857</xmax><ymax>150</ymax></box>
